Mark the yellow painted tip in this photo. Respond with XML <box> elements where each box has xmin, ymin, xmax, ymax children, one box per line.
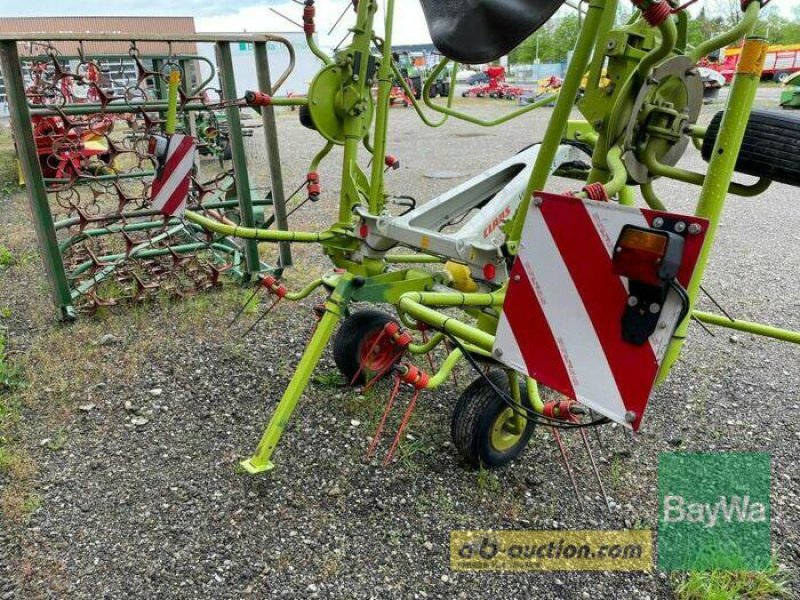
<box><xmin>169</xmin><ymin>70</ymin><xmax>181</xmax><ymax>86</ymax></box>
<box><xmin>239</xmin><ymin>457</ymin><xmax>276</xmax><ymax>475</ymax></box>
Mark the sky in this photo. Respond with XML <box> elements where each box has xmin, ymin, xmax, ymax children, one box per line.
<box><xmin>0</xmin><ymin>0</ymin><xmax>795</xmax><ymax>48</ymax></box>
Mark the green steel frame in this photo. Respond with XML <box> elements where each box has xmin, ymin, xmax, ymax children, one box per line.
<box><xmin>0</xmin><ymin>32</ymin><xmax>297</xmax><ymax>316</ymax></box>
<box><xmin>185</xmin><ymin>0</ymin><xmax>797</xmax><ymax>473</ymax></box>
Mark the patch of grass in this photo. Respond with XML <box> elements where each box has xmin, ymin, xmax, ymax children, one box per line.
<box><xmin>0</xmin><ymin>306</ymin><xmax>11</xmax><ymax>319</ymax></box>
<box><xmin>183</xmin><ymin>293</ymin><xmax>211</xmax><ymax>317</ymax></box>
<box><xmin>396</xmin><ymin>436</ymin><xmax>433</xmax><ymax>471</ymax></box>
<box><xmin>476</xmin><ymin>465</ymin><xmax>501</xmax><ymax>494</ymax></box>
<box><xmin>0</xmin><ymin>327</ymin><xmax>25</xmax><ymax>392</ymax></box>
<box><xmin>95</xmin><ymin>279</ymin><xmax>127</xmax><ymax>304</ymax></box>
<box><xmin>241</xmin><ymin>287</ymin><xmax>261</xmax><ymax>315</ymax></box>
<box><xmin>0</xmin><ymin>444</ymin><xmax>39</xmax><ymax>524</ymax></box>
<box><xmin>0</xmin><ymin>447</ymin><xmax>35</xmax><ymax>480</ymax></box>
<box><xmin>312</xmin><ymin>370</ymin><xmax>346</xmax><ymax>387</ymax></box>
<box><xmin>0</xmin><ymin>182</ymin><xmax>19</xmax><ymax>197</ymax></box>
<box><xmin>223</xmin><ymin>339</ymin><xmax>248</xmax><ymax>360</ymax></box>
<box><xmin>0</xmin><ymin>486</ymin><xmax>41</xmax><ymax>523</ymax></box>
<box><xmin>0</xmin><ymin>245</ymin><xmax>14</xmax><ymax>269</ymax></box>
<box><xmin>0</xmin><ymin>326</ymin><xmax>28</xmax><ymax>520</ymax></box>
<box><xmin>673</xmin><ymin>560</ymin><xmax>792</xmax><ymax>600</ymax></box>
<box><xmin>0</xmin><ymin>126</ymin><xmax>21</xmax><ymax>194</ymax></box>
<box><xmin>345</xmin><ymin>387</ymin><xmax>384</xmax><ymax>426</ymax></box>
<box><xmin>43</xmin><ymin>429</ymin><xmax>68</xmax><ymax>452</ymax></box>
<box><xmin>609</xmin><ymin>454</ymin><xmax>623</xmax><ymax>489</ymax></box>
<box><xmin>436</xmin><ymin>489</ymin><xmax>456</xmax><ymax>516</ymax></box>
<box><xmin>22</xmin><ymin>492</ymin><xmax>41</xmax><ymax>513</ymax></box>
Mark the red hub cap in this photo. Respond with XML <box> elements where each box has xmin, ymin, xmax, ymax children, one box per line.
<box><xmin>359</xmin><ymin>330</ymin><xmax>399</xmax><ymax>374</ymax></box>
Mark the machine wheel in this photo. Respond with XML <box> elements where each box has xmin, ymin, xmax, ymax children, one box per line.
<box><xmin>333</xmin><ymin>310</ymin><xmax>403</xmax><ymax>385</ymax></box>
<box><xmin>461</xmin><ymin>91</ymin><xmax>469</xmax><ymax>98</ymax></box>
<box><xmin>299</xmin><ymin>103</ymin><xmax>317</xmax><ymax>130</ymax></box>
<box><xmin>221</xmin><ymin>141</ymin><xmax>232</xmax><ymax>161</ymax></box>
<box><xmin>775</xmin><ymin>71</ymin><xmax>790</xmax><ymax>84</ymax></box>
<box><xmin>440</xmin><ymin>82</ymin><xmax>451</xmax><ymax>97</ymax></box>
<box><xmin>702</xmin><ymin>109</ymin><xmax>800</xmax><ymax>187</ymax></box>
<box><xmin>451</xmin><ymin>370</ymin><xmax>535</xmax><ymax>469</ymax></box>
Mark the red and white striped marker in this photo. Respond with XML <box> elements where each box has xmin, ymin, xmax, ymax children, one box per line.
<box><xmin>150</xmin><ymin>134</ymin><xmax>195</xmax><ymax>217</ymax></box>
<box><xmin>494</xmin><ymin>193</ymin><xmax>708</xmax><ymax>430</ymax></box>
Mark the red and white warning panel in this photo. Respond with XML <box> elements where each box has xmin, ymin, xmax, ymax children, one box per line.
<box><xmin>493</xmin><ymin>193</ymin><xmax>709</xmax><ymax>430</ymax></box>
<box><xmin>150</xmin><ymin>134</ymin><xmax>195</xmax><ymax>218</ymax></box>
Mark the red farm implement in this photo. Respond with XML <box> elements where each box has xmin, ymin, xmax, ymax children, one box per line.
<box><xmin>30</xmin><ymin>114</ymin><xmax>115</xmax><ymax>184</ymax></box>
<box><xmin>461</xmin><ymin>66</ymin><xmax>526</xmax><ymax>99</ymax></box>
<box><xmin>21</xmin><ymin>61</ymin><xmax>116</xmax><ymax>185</ymax></box>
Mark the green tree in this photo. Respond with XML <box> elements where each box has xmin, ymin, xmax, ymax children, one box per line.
<box><xmin>509</xmin><ymin>14</ymin><xmax>580</xmax><ymax>64</ymax></box>
<box><xmin>686</xmin><ymin>7</ymin><xmax>727</xmax><ymax>50</ymax></box>
<box><xmin>509</xmin><ymin>3</ymin><xmax>800</xmax><ymax>65</ymax></box>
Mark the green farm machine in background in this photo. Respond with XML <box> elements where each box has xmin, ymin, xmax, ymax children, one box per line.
<box><xmin>396</xmin><ymin>50</ymin><xmax>451</xmax><ymax>99</ymax></box>
<box><xmin>6</xmin><ymin>0</ymin><xmax>800</xmax><ymax>504</ymax></box>
<box><xmin>781</xmin><ymin>71</ymin><xmax>800</xmax><ymax>109</ymax></box>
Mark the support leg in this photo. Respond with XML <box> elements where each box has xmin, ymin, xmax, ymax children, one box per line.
<box><xmin>240</xmin><ymin>279</ymin><xmax>351</xmax><ymax>473</ymax></box>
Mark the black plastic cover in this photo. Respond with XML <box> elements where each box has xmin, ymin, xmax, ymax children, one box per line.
<box><xmin>419</xmin><ymin>0</ymin><xmax>566</xmax><ymax>64</ymax></box>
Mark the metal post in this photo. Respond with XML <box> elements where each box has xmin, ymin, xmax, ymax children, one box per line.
<box><xmin>659</xmin><ymin>26</ymin><xmax>765</xmax><ymax>379</ymax></box>
<box><xmin>336</xmin><ymin>0</ymin><xmax>378</xmax><ymax>227</ymax></box>
<box><xmin>152</xmin><ymin>58</ymin><xmax>165</xmax><ymax>98</ymax></box>
<box><xmin>367</xmin><ymin>0</ymin><xmax>396</xmax><ymax>216</ymax></box>
<box><xmin>179</xmin><ymin>58</ymin><xmax>198</xmax><ymax>141</ymax></box>
<box><xmin>254</xmin><ymin>41</ymin><xmax>292</xmax><ymax>268</ymax></box>
<box><xmin>152</xmin><ymin>58</ymin><xmax>167</xmax><ymax>123</ymax></box>
<box><xmin>0</xmin><ymin>40</ymin><xmax>75</xmax><ymax>320</ymax></box>
<box><xmin>216</xmin><ymin>41</ymin><xmax>261</xmax><ymax>278</ymax></box>
<box><xmin>692</xmin><ymin>311</ymin><xmax>800</xmax><ymax>344</ymax></box>
<box><xmin>241</xmin><ymin>277</ymin><xmax>353</xmax><ymax>473</ymax></box>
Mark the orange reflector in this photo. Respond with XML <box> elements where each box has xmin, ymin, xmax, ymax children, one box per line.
<box><xmin>618</xmin><ymin>228</ymin><xmax>667</xmax><ymax>255</ymax></box>
<box><xmin>613</xmin><ymin>226</ymin><xmax>672</xmax><ymax>286</ymax></box>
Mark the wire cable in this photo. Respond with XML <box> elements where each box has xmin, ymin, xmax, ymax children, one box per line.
<box><xmin>442</xmin><ymin>332</ymin><xmax>612</xmax><ymax>430</ymax></box>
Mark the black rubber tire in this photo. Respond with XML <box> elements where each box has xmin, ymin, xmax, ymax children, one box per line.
<box><xmin>299</xmin><ymin>103</ymin><xmax>316</xmax><ymax>131</ymax></box>
<box><xmin>451</xmin><ymin>370</ymin><xmax>536</xmax><ymax>469</ymax></box>
<box><xmin>701</xmin><ymin>109</ymin><xmax>800</xmax><ymax>187</ymax></box>
<box><xmin>221</xmin><ymin>140</ymin><xmax>232</xmax><ymax>161</ymax></box>
<box><xmin>333</xmin><ymin>310</ymin><xmax>401</xmax><ymax>385</ymax></box>
<box><xmin>774</xmin><ymin>71</ymin><xmax>790</xmax><ymax>84</ymax></box>
<box><xmin>440</xmin><ymin>82</ymin><xmax>451</xmax><ymax>98</ymax></box>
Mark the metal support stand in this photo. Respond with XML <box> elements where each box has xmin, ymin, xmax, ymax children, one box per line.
<box><xmin>216</xmin><ymin>41</ymin><xmax>261</xmax><ymax>279</ymax></box>
<box><xmin>254</xmin><ymin>41</ymin><xmax>292</xmax><ymax>268</ymax></box>
<box><xmin>240</xmin><ymin>276</ymin><xmax>353</xmax><ymax>473</ymax></box>
<box><xmin>0</xmin><ymin>40</ymin><xmax>75</xmax><ymax>320</ymax></box>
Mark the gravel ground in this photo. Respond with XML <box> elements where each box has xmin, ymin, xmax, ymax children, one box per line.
<box><xmin>0</xmin><ymin>93</ymin><xmax>798</xmax><ymax>599</ymax></box>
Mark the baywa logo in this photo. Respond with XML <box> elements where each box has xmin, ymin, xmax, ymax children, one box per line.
<box><xmin>662</xmin><ymin>494</ymin><xmax>767</xmax><ymax>529</ymax></box>
<box><xmin>658</xmin><ymin>453</ymin><xmax>771</xmax><ymax>571</ymax></box>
